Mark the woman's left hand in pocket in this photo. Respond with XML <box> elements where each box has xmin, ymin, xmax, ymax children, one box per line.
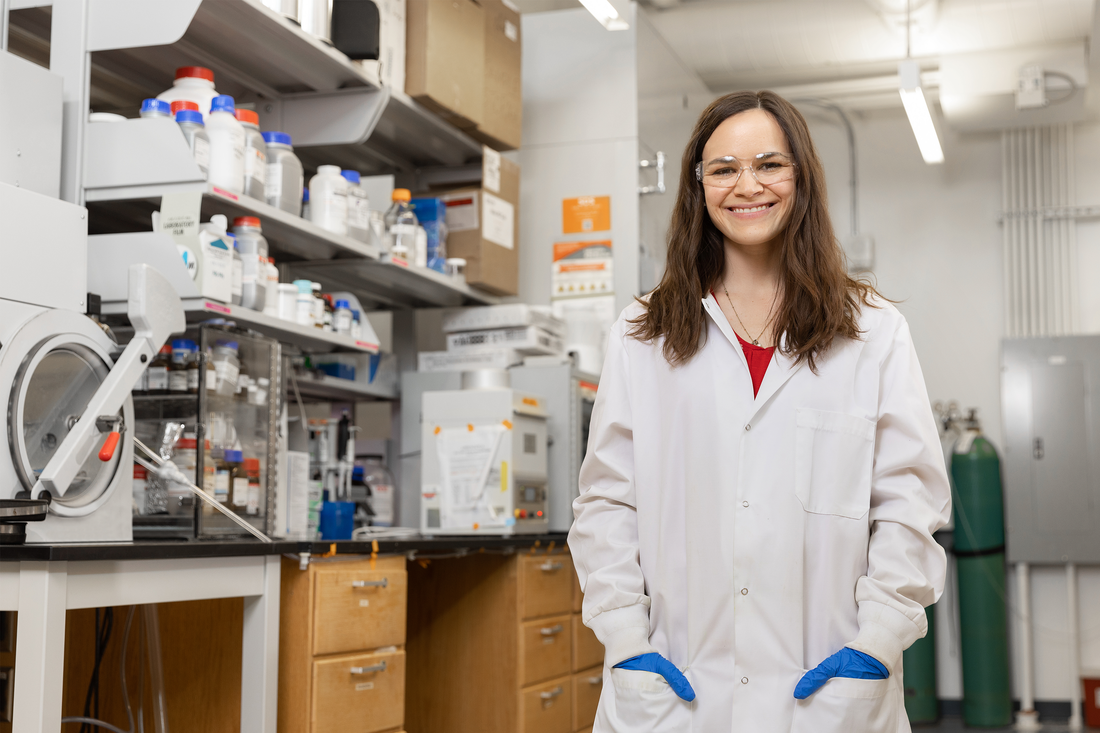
<box><xmin>794</xmin><ymin>648</ymin><xmax>889</xmax><ymax>699</ymax></box>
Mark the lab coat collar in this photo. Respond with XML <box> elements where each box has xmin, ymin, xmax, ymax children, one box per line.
<box><xmin>702</xmin><ymin>293</ymin><xmax>803</xmax><ymax>423</ymax></box>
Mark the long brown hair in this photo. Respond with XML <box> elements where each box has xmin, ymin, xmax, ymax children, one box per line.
<box><xmin>629</xmin><ymin>90</ymin><xmax>877</xmax><ymax>372</ymax></box>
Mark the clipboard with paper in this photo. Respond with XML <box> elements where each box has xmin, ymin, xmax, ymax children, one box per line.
<box><xmin>436</xmin><ymin>424</ymin><xmax>507</xmax><ymax>527</ymax></box>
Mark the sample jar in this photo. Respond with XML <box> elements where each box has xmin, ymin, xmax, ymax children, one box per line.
<box><xmin>234</xmin><ymin>109</ymin><xmax>267</xmax><ymax>200</ymax></box>
<box><xmin>277</xmin><ymin>283</ymin><xmax>299</xmax><ymax>322</ymax></box>
<box><xmin>206</xmin><ymin>95</ymin><xmax>245</xmax><ymax>194</ymax></box>
<box><xmin>231</xmin><ymin>216</ymin><xmax>269</xmax><ymax>311</ymax></box>
<box><xmin>309</xmin><ymin>165</ymin><xmax>348</xmax><ymax>236</ymax></box>
<box><xmin>175</xmin><ymin>110</ymin><xmax>210</xmax><ymax>178</ymax></box>
<box><xmin>263</xmin><ymin>132</ymin><xmax>304</xmax><ymax>216</ymax></box>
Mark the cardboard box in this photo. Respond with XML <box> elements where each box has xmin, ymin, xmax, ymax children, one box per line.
<box><xmin>405</xmin><ymin>0</ymin><xmax>484</xmax><ymax>128</ymax></box>
<box><xmin>439</xmin><ymin>151</ymin><xmax>519</xmax><ymax>295</ymax></box>
<box><xmin>469</xmin><ymin>0</ymin><xmax>522</xmax><ymax>150</ymax></box>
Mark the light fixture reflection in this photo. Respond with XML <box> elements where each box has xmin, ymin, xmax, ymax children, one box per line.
<box><xmin>578</xmin><ymin>0</ymin><xmax>629</xmax><ymax>30</ymax></box>
<box><xmin>898</xmin><ymin>60</ymin><xmax>944</xmax><ymax>165</ymax></box>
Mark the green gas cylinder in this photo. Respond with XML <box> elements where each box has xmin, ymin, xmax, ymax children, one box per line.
<box><xmin>951</xmin><ymin>420</ymin><xmax>1012</xmax><ymax>728</ymax></box>
<box><xmin>903</xmin><ymin>604</ymin><xmax>938</xmax><ymax>724</ymax></box>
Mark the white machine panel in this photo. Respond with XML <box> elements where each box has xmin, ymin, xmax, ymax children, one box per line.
<box><xmin>0</xmin><ymin>51</ymin><xmax>63</xmax><ymax>198</ymax></box>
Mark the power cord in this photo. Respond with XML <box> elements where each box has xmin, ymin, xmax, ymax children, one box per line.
<box><xmin>63</xmin><ymin>606</ymin><xmax>137</xmax><ymax>733</ymax></box>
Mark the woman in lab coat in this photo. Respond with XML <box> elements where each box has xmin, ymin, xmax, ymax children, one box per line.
<box><xmin>568</xmin><ymin>90</ymin><xmax>951</xmax><ymax>733</ymax></box>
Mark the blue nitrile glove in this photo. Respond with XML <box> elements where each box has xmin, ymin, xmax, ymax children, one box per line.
<box><xmin>794</xmin><ymin>648</ymin><xmax>889</xmax><ymax>699</ymax></box>
<box><xmin>614</xmin><ymin>653</ymin><xmax>696</xmax><ymax>701</ymax></box>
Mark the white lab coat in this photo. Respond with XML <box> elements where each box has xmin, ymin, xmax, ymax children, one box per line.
<box><xmin>569</xmin><ymin>294</ymin><xmax>951</xmax><ymax>733</ymax></box>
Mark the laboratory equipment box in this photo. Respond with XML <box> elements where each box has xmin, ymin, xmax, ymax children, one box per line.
<box><xmin>1001</xmin><ymin>335</ymin><xmax>1100</xmax><ymax>564</ymax></box>
<box><xmin>131</xmin><ymin>324</ymin><xmax>281</xmax><ymax>539</ymax></box>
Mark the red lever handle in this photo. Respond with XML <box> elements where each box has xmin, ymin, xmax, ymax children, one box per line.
<box><xmin>99</xmin><ymin>432</ymin><xmax>121</xmax><ymax>462</ymax></box>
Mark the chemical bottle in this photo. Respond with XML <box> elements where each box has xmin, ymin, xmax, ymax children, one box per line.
<box><xmin>301</xmin><ymin>188</ymin><xmax>311</xmax><ymax>221</ymax></box>
<box><xmin>156</xmin><ymin>66</ymin><xmax>219</xmax><ymax>123</ymax></box>
<box><xmin>341</xmin><ymin>170</ymin><xmax>370</xmax><ymax>242</ymax></box>
<box><xmin>309</xmin><ymin>165</ymin><xmax>348</xmax><ymax>235</ymax></box>
<box><xmin>244</xmin><ymin>458</ymin><xmax>262</xmax><ymax>516</ymax></box>
<box><xmin>262</xmin><ymin>258</ymin><xmax>280</xmax><ymax>317</ymax></box>
<box><xmin>212</xmin><ymin>340</ymin><xmax>241</xmax><ymax>396</ymax></box>
<box><xmin>367</xmin><ymin>210</ymin><xmax>388</xmax><ymax>254</ymax></box>
<box><xmin>175</xmin><ymin>110</ymin><xmax>210</xmax><ymax>179</ymax></box>
<box><xmin>262</xmin><ymin>132</ymin><xmax>304</xmax><ymax>215</ymax></box>
<box><xmin>186</xmin><ymin>344</ymin><xmax>200</xmax><ymax>393</ymax></box>
<box><xmin>204</xmin><ymin>348</ymin><xmax>216</xmax><ymax>392</ymax></box>
<box><xmin>294</xmin><ymin>279</ymin><xmax>315</xmax><ymax>327</ymax></box>
<box><xmin>385</xmin><ymin>189</ymin><xmax>417</xmax><ymax>264</ymax></box>
<box><xmin>228</xmin><ymin>233</ymin><xmax>243</xmax><ymax>306</ymax></box>
<box><xmin>132</xmin><ymin>464</ymin><xmax>148</xmax><ymax>515</ymax></box>
<box><xmin>333</xmin><ymin>299</ymin><xmax>352</xmax><ymax>335</ymax></box>
<box><xmin>169</xmin><ymin>339</ymin><xmax>191</xmax><ymax>394</ymax></box>
<box><xmin>233</xmin><ymin>109</ymin><xmax>267</xmax><ymax>200</ymax></box>
<box><xmin>206</xmin><ymin>95</ymin><xmax>246</xmax><ymax>194</ymax></box>
<box><xmin>170</xmin><ymin>100</ymin><xmax>199</xmax><ymax>117</ymax></box>
<box><xmin>311</xmin><ymin>282</ymin><xmax>326</xmax><ymax>330</ymax></box>
<box><xmin>140</xmin><ymin>98</ymin><xmax>171</xmax><ymax>119</ymax></box>
<box><xmin>212</xmin><ymin>449</ymin><xmax>231</xmax><ymax>505</ymax></box>
<box><xmin>133</xmin><ymin>356</ymin><xmax>149</xmax><ymax>393</ymax></box>
<box><xmin>147</xmin><ymin>345</ymin><xmax>171</xmax><ymax>394</ymax></box>
<box><xmin>362</xmin><ymin>456</ymin><xmax>395</xmax><ymax>526</ymax></box>
<box><xmin>222</xmin><ymin>450</ymin><xmax>245</xmax><ymax>512</ymax></box>
<box><xmin>231</xmin><ymin>216</ymin><xmax>269</xmax><ymax>311</ymax></box>
<box><xmin>414</xmin><ymin>225</ymin><xmax>428</xmax><ymax>268</ymax></box>
<box><xmin>351</xmin><ymin>310</ymin><xmax>362</xmax><ymax>340</ymax></box>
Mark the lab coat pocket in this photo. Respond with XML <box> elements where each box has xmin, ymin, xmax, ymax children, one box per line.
<box><xmin>605</xmin><ymin>667</ymin><xmax>691</xmax><ymax>732</ymax></box>
<box><xmin>790</xmin><ymin>676</ymin><xmax>899</xmax><ymax>733</ymax></box>
<box><xmin>794</xmin><ymin>409</ymin><xmax>876</xmax><ymax>519</ymax></box>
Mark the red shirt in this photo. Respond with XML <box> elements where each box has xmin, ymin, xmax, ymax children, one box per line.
<box><xmin>735</xmin><ymin>331</ymin><xmax>775</xmax><ymax>397</ymax></box>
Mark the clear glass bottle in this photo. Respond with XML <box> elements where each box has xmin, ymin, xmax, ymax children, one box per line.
<box><xmin>384</xmin><ymin>188</ymin><xmax>417</xmax><ymax>264</ymax></box>
<box><xmin>262</xmin><ymin>132</ymin><xmax>304</xmax><ymax>215</ymax></box>
<box><xmin>234</xmin><ymin>108</ymin><xmax>267</xmax><ymax>200</ymax></box>
<box><xmin>212</xmin><ymin>340</ymin><xmax>241</xmax><ymax>396</ymax></box>
<box><xmin>342</xmin><ymin>170</ymin><xmax>370</xmax><ymax>242</ymax></box>
<box><xmin>213</xmin><ymin>449</ymin><xmax>232</xmax><ymax>505</ymax></box>
<box><xmin>361</xmin><ymin>455</ymin><xmax>395</xmax><ymax>527</ymax></box>
<box><xmin>175</xmin><ymin>110</ymin><xmax>211</xmax><ymax>179</ymax></box>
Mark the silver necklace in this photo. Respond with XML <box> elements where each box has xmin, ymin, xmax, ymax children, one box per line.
<box><xmin>722</xmin><ymin>282</ymin><xmax>778</xmax><ymax>346</ymax></box>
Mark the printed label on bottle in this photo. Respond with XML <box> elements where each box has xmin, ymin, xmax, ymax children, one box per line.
<box><xmin>169</xmin><ymin>371</ymin><xmax>188</xmax><ymax>393</ymax></box>
<box><xmin>245</xmin><ymin>147</ymin><xmax>267</xmax><ymax>186</ymax></box>
<box><xmin>265</xmin><ymin>164</ymin><xmax>283</xmax><ymax>201</ymax></box>
<box><xmin>231</xmin><ymin>258</ymin><xmax>243</xmax><ymax>297</ymax></box>
<box><xmin>202</xmin><ymin>467</ymin><xmax>216</xmax><ymax>493</ymax></box>
<box><xmin>233</xmin><ymin>477</ymin><xmax>249</xmax><ymax>507</ymax></box>
<box><xmin>214</xmin><ymin>360</ymin><xmax>240</xmax><ymax>390</ymax></box>
<box><xmin>248</xmin><ymin>480</ymin><xmax>260</xmax><ymax>514</ymax></box>
<box><xmin>215</xmin><ymin>470</ymin><xmax>230</xmax><ymax>502</ymax></box>
<box><xmin>348</xmin><ymin>194</ymin><xmax>370</xmax><ymax>229</ymax></box>
<box><xmin>187</xmin><ymin>369</ymin><xmax>199</xmax><ymax>391</ymax></box>
<box><xmin>147</xmin><ymin>366</ymin><xmax>168</xmax><ymax>391</ymax></box>
<box><xmin>193</xmin><ymin>136</ymin><xmax>211</xmax><ymax>172</ymax></box>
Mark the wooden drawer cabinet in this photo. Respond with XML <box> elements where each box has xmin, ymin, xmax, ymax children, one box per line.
<box><xmin>313</xmin><ymin>564</ymin><xmax>407</xmax><ymax>655</ymax></box>
<box><xmin>520</xmin><ymin>554</ymin><xmax>574</xmax><ymax>619</ymax></box>
<box><xmin>520</xmin><ymin>614</ymin><xmax>572</xmax><ymax>685</ymax></box>
<box><xmin>571</xmin><ymin>667</ymin><xmax>603</xmax><ymax>731</ymax></box>
<box><xmin>313</xmin><ymin>650</ymin><xmax>406</xmax><ymax>733</ymax></box>
<box><xmin>521</xmin><ymin>675</ymin><xmax>573</xmax><ymax>733</ymax></box>
<box><xmin>281</xmin><ymin>555</ymin><xmax>408</xmax><ymax>733</ymax></box>
<box><xmin>571</xmin><ymin>615</ymin><xmax>602</xmax><ymax>672</ymax></box>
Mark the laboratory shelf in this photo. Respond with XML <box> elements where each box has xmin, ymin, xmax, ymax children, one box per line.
<box><xmin>102</xmin><ymin>298</ymin><xmax>380</xmax><ymax>354</ymax></box>
<box><xmin>86</xmin><ymin>182</ymin><xmax>377</xmax><ymax>263</ymax></box>
<box><xmin>290</xmin><ymin>258</ymin><xmax>501</xmax><ymax>309</ymax></box>
<box><xmin>288</xmin><ymin>374</ymin><xmax>399</xmax><ymax>402</ymax></box>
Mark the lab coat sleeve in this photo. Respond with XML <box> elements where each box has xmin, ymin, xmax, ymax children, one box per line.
<box><xmin>568</xmin><ymin>316</ymin><xmax>658</xmax><ymax>666</ymax></box>
<box><xmin>848</xmin><ymin>316</ymin><xmax>951</xmax><ymax>673</ymax></box>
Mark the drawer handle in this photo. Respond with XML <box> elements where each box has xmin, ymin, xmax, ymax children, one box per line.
<box><xmin>539</xmin><ymin>686</ymin><xmax>564</xmax><ymax>700</ymax></box>
<box><xmin>539</xmin><ymin>561</ymin><xmax>563</xmax><ymax>572</ymax></box>
<box><xmin>587</xmin><ymin>676</ymin><xmax>603</xmax><ymax>685</ymax></box>
<box><xmin>351</xmin><ymin>578</ymin><xmax>388</xmax><ymax>589</ymax></box>
<box><xmin>539</xmin><ymin>624</ymin><xmax>564</xmax><ymax>636</ymax></box>
<box><xmin>350</xmin><ymin>661</ymin><xmax>387</xmax><ymax>675</ymax></box>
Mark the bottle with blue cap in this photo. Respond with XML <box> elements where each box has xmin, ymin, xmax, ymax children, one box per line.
<box><xmin>333</xmin><ymin>299</ymin><xmax>353</xmax><ymax>335</ymax></box>
<box><xmin>206</xmin><ymin>94</ymin><xmax>245</xmax><ymax>194</ymax></box>
<box><xmin>140</xmin><ymin>98</ymin><xmax>171</xmax><ymax>119</ymax></box>
<box><xmin>309</xmin><ymin>165</ymin><xmax>348</xmax><ymax>236</ymax></box>
<box><xmin>293</xmin><ymin>279</ymin><xmax>315</xmax><ymax>327</ymax></box>
<box><xmin>175</xmin><ymin>110</ymin><xmax>210</xmax><ymax>177</ymax></box>
<box><xmin>342</xmin><ymin>170</ymin><xmax>370</xmax><ymax>243</ymax></box>
<box><xmin>263</xmin><ymin>131</ymin><xmax>304</xmax><ymax>215</ymax></box>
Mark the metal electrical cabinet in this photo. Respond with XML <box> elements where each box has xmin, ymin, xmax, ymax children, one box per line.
<box><xmin>1001</xmin><ymin>335</ymin><xmax>1100</xmax><ymax>564</ymax></box>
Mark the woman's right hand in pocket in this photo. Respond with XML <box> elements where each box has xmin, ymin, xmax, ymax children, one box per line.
<box><xmin>613</xmin><ymin>653</ymin><xmax>696</xmax><ymax>701</ymax></box>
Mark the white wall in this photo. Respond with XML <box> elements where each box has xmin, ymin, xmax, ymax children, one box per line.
<box><xmin>1074</xmin><ymin>122</ymin><xmax>1100</xmax><ymax>334</ymax></box>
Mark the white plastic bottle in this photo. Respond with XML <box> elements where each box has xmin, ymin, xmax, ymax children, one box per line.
<box><xmin>175</xmin><ymin>110</ymin><xmax>210</xmax><ymax>178</ymax></box>
<box><xmin>156</xmin><ymin>66</ymin><xmax>219</xmax><ymax>123</ymax></box>
<box><xmin>262</xmin><ymin>258</ymin><xmax>280</xmax><ymax>317</ymax></box>
<box><xmin>262</xmin><ymin>132</ymin><xmax>304</xmax><ymax>215</ymax></box>
<box><xmin>341</xmin><ymin>170</ymin><xmax>370</xmax><ymax>243</ymax></box>
<box><xmin>140</xmin><ymin>98</ymin><xmax>171</xmax><ymax>119</ymax></box>
<box><xmin>294</xmin><ymin>279</ymin><xmax>315</xmax><ymax>327</ymax></box>
<box><xmin>228</xmin><ymin>234</ymin><xmax>243</xmax><ymax>306</ymax></box>
<box><xmin>234</xmin><ymin>109</ymin><xmax>267</xmax><ymax>200</ymax></box>
<box><xmin>206</xmin><ymin>95</ymin><xmax>246</xmax><ymax>194</ymax></box>
<box><xmin>309</xmin><ymin>165</ymin><xmax>348</xmax><ymax>236</ymax></box>
<box><xmin>231</xmin><ymin>217</ymin><xmax>269</xmax><ymax>311</ymax></box>
<box><xmin>384</xmin><ymin>189</ymin><xmax>418</xmax><ymax>264</ymax></box>
<box><xmin>333</xmin><ymin>299</ymin><xmax>352</xmax><ymax>335</ymax></box>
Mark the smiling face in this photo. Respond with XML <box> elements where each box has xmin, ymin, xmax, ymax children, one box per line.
<box><xmin>701</xmin><ymin>108</ymin><xmax>797</xmax><ymax>252</ymax></box>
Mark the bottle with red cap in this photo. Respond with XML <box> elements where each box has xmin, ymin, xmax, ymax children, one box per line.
<box><xmin>234</xmin><ymin>108</ymin><xmax>267</xmax><ymax>200</ymax></box>
<box><xmin>231</xmin><ymin>216</ymin><xmax>269</xmax><ymax>311</ymax></box>
<box><xmin>170</xmin><ymin>100</ymin><xmax>199</xmax><ymax>117</ymax></box>
<box><xmin>156</xmin><ymin>66</ymin><xmax>219</xmax><ymax>123</ymax></box>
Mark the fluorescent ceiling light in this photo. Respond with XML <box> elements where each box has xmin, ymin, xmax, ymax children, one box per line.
<box><xmin>578</xmin><ymin>0</ymin><xmax>629</xmax><ymax>30</ymax></box>
<box><xmin>898</xmin><ymin>60</ymin><xmax>944</xmax><ymax>164</ymax></box>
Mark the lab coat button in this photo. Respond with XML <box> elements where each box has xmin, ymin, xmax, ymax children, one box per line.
<box><xmin>744</xmin><ymin>424</ymin><xmax>751</xmax><ymax>431</ymax></box>
<box><xmin>742</xmin><ymin>501</ymin><xmax>749</xmax><ymax>507</ymax></box>
<box><xmin>741</xmin><ymin>677</ymin><xmax>749</xmax><ymax>684</ymax></box>
<box><xmin>740</xmin><ymin>588</ymin><xmax>748</xmax><ymax>595</ymax></box>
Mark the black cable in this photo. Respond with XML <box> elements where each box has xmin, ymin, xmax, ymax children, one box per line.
<box><xmin>80</xmin><ymin>608</ymin><xmax>114</xmax><ymax>733</ymax></box>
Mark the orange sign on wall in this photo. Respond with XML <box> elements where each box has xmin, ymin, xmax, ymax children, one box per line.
<box><xmin>562</xmin><ymin>196</ymin><xmax>611</xmax><ymax>234</ymax></box>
